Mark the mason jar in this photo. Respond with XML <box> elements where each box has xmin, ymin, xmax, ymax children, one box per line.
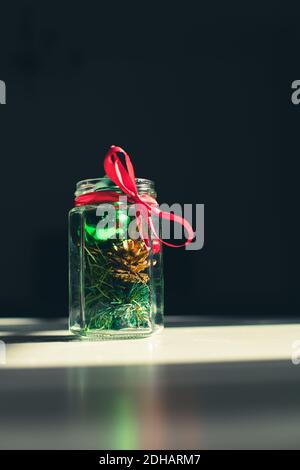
<box><xmin>69</xmin><ymin>177</ymin><xmax>164</xmax><ymax>339</ymax></box>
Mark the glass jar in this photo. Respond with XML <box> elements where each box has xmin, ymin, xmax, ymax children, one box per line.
<box><xmin>69</xmin><ymin>177</ymin><xmax>164</xmax><ymax>339</ymax></box>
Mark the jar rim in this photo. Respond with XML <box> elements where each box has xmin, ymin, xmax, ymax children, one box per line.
<box><xmin>75</xmin><ymin>177</ymin><xmax>155</xmax><ymax>197</ymax></box>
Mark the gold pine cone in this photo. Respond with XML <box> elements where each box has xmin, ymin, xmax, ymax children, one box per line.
<box><xmin>108</xmin><ymin>239</ymin><xmax>155</xmax><ymax>283</ymax></box>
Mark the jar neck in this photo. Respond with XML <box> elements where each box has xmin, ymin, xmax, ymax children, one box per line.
<box><xmin>75</xmin><ymin>177</ymin><xmax>156</xmax><ymax>198</ymax></box>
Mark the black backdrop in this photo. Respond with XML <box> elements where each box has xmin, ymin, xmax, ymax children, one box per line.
<box><xmin>0</xmin><ymin>1</ymin><xmax>298</xmax><ymax>318</ymax></box>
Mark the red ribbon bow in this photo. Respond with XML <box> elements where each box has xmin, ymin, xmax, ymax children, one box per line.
<box><xmin>75</xmin><ymin>145</ymin><xmax>194</xmax><ymax>252</ymax></box>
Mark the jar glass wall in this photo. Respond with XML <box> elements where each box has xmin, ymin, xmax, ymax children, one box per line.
<box><xmin>69</xmin><ymin>178</ymin><xmax>164</xmax><ymax>339</ymax></box>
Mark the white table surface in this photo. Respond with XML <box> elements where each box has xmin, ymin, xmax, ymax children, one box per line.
<box><xmin>0</xmin><ymin>317</ymin><xmax>300</xmax><ymax>368</ymax></box>
<box><xmin>0</xmin><ymin>316</ymin><xmax>300</xmax><ymax>449</ymax></box>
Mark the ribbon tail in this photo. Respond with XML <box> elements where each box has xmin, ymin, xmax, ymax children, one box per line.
<box><xmin>148</xmin><ymin>205</ymin><xmax>195</xmax><ymax>248</ymax></box>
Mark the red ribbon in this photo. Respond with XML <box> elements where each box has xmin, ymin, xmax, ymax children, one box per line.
<box><xmin>75</xmin><ymin>145</ymin><xmax>194</xmax><ymax>252</ymax></box>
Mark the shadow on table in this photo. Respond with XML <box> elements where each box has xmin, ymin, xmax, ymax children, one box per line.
<box><xmin>0</xmin><ymin>319</ymin><xmax>76</xmax><ymax>344</ymax></box>
<box><xmin>165</xmin><ymin>315</ymin><xmax>300</xmax><ymax>327</ymax></box>
<box><xmin>0</xmin><ymin>360</ymin><xmax>299</xmax><ymax>449</ymax></box>
<box><xmin>2</xmin><ymin>335</ymin><xmax>78</xmax><ymax>344</ymax></box>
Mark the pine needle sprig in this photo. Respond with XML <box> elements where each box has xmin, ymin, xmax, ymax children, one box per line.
<box><xmin>83</xmin><ymin>239</ymin><xmax>152</xmax><ymax>332</ymax></box>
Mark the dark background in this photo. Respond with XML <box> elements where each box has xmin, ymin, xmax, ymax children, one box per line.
<box><xmin>0</xmin><ymin>1</ymin><xmax>298</xmax><ymax>318</ymax></box>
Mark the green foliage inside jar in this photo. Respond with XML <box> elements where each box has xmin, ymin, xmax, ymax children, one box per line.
<box><xmin>82</xmin><ymin>208</ymin><xmax>152</xmax><ymax>334</ymax></box>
